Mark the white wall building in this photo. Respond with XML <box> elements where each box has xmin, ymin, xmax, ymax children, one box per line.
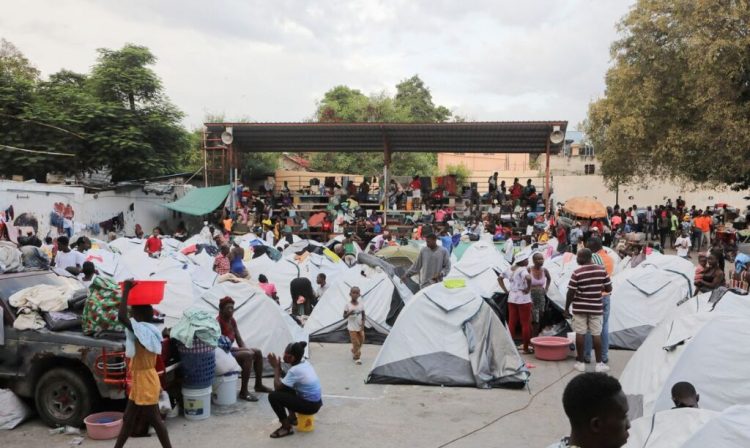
<box><xmin>0</xmin><ymin>180</ymin><xmax>196</xmax><ymax>239</ymax></box>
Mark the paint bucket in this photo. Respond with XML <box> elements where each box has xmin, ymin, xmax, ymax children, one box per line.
<box><xmin>183</xmin><ymin>386</ymin><xmax>211</xmax><ymax>421</ymax></box>
<box><xmin>212</xmin><ymin>373</ymin><xmax>238</xmax><ymax>406</ymax></box>
<box><xmin>296</xmin><ymin>413</ymin><xmax>315</xmax><ymax>432</ymax></box>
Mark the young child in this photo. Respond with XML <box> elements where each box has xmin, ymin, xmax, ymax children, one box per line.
<box><xmin>114</xmin><ymin>280</ymin><xmax>172</xmax><ymax>448</ymax></box>
<box><xmin>343</xmin><ymin>286</ymin><xmax>365</xmax><ymax>365</ymax></box>
<box><xmin>694</xmin><ymin>254</ymin><xmax>707</xmax><ymax>290</ymax></box>
<box><xmin>79</xmin><ymin>261</ymin><xmax>97</xmax><ymax>289</ymax></box>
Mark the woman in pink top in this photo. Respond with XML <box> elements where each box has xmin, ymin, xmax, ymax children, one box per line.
<box><xmin>258</xmin><ymin>274</ymin><xmax>279</xmax><ymax>303</ymax></box>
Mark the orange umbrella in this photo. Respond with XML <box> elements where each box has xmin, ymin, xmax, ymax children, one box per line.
<box><xmin>562</xmin><ymin>197</ymin><xmax>607</xmax><ymax>219</ymax></box>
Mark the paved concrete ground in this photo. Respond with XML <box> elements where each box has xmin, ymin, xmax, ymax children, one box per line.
<box><xmin>4</xmin><ymin>343</ymin><xmax>632</xmax><ymax>448</ymax></box>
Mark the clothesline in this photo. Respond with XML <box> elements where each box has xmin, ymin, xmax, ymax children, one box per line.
<box><xmin>0</xmin><ymin>144</ymin><xmax>75</xmax><ymax>157</ymax></box>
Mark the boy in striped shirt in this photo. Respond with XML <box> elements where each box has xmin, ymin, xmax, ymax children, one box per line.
<box><xmin>565</xmin><ymin>248</ymin><xmax>613</xmax><ymax>373</ymax></box>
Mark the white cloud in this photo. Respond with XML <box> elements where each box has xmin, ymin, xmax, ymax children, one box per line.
<box><xmin>1</xmin><ymin>0</ymin><xmax>634</xmax><ymax>130</ymax></box>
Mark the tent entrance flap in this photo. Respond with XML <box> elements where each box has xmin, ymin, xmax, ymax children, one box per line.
<box><xmin>164</xmin><ymin>184</ymin><xmax>231</xmax><ymax>216</ymax></box>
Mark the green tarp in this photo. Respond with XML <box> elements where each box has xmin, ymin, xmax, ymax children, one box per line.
<box><xmin>163</xmin><ymin>184</ymin><xmax>231</xmax><ymax>216</ymax></box>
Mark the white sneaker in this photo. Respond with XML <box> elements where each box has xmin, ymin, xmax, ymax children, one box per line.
<box><xmin>355</xmin><ymin>359</ymin><xmax>362</xmax><ymax>365</ymax></box>
<box><xmin>573</xmin><ymin>361</ymin><xmax>586</xmax><ymax>372</ymax></box>
<box><xmin>595</xmin><ymin>362</ymin><xmax>610</xmax><ymax>373</ymax></box>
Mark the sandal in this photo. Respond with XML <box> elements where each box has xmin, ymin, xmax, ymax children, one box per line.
<box><xmin>239</xmin><ymin>392</ymin><xmax>260</xmax><ymax>402</ymax></box>
<box><xmin>523</xmin><ymin>347</ymin><xmax>535</xmax><ymax>355</ymax></box>
<box><xmin>270</xmin><ymin>427</ymin><xmax>294</xmax><ymax>438</ymax></box>
<box><xmin>255</xmin><ymin>385</ymin><xmax>273</xmax><ymax>393</ymax></box>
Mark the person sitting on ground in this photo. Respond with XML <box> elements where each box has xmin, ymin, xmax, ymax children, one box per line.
<box><xmin>216</xmin><ymin>297</ymin><xmax>272</xmax><ymax>402</ymax></box>
<box><xmin>671</xmin><ymin>381</ymin><xmax>699</xmax><ymax>409</ymax></box>
<box><xmin>54</xmin><ymin>235</ymin><xmax>85</xmax><ymax>275</ymax></box>
<box><xmin>258</xmin><ymin>274</ymin><xmax>280</xmax><ymax>303</ymax></box>
<box><xmin>229</xmin><ymin>245</ymin><xmax>248</xmax><ymax>278</ymax></box>
<box><xmin>79</xmin><ymin>261</ymin><xmax>97</xmax><ymax>289</ymax></box>
<box><xmin>344</xmin><ymin>286</ymin><xmax>366</xmax><ymax>365</ymax></box>
<box><xmin>213</xmin><ymin>245</ymin><xmax>231</xmax><ymax>275</ymax></box>
<box><xmin>144</xmin><ymin>227</ymin><xmax>162</xmax><ymax>258</ymax></box>
<box><xmin>115</xmin><ymin>280</ymin><xmax>172</xmax><ymax>448</ymax></box>
<box><xmin>694</xmin><ymin>253</ymin><xmax>707</xmax><ymax>286</ymax></box>
<box><xmin>267</xmin><ymin>342</ymin><xmax>322</xmax><ymax>439</ymax></box>
<box><xmin>695</xmin><ymin>253</ymin><xmax>724</xmax><ymax>294</ymax></box>
<box><xmin>546</xmin><ymin>372</ymin><xmax>630</xmax><ymax>448</ymax></box>
<box><xmin>565</xmin><ymin>248</ymin><xmax>613</xmax><ymax>373</ymax></box>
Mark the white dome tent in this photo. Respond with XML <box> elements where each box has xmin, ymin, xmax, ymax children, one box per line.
<box><xmin>607</xmin><ymin>261</ymin><xmax>694</xmax><ymax>350</ymax></box>
<box><xmin>620</xmin><ymin>291</ymin><xmax>750</xmax><ymax>419</ymax></box>
<box><xmin>195</xmin><ymin>280</ymin><xmax>308</xmax><ymax>359</ymax></box>
<box><xmin>446</xmin><ymin>240</ymin><xmax>510</xmax><ymax>297</ymax></box>
<box><xmin>304</xmin><ymin>268</ymin><xmax>410</xmax><ymax>343</ymax></box>
<box><xmin>367</xmin><ymin>282</ymin><xmax>529</xmax><ymax>388</ymax></box>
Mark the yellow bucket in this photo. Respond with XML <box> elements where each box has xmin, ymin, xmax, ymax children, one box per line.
<box><xmin>296</xmin><ymin>413</ymin><xmax>315</xmax><ymax>432</ymax></box>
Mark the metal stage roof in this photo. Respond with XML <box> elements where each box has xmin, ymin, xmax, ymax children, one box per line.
<box><xmin>203</xmin><ymin>121</ymin><xmax>568</xmax><ymax>154</ymax></box>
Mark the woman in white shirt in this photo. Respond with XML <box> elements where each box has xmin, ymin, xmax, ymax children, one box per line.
<box><xmin>498</xmin><ymin>253</ymin><xmax>533</xmax><ymax>353</ymax></box>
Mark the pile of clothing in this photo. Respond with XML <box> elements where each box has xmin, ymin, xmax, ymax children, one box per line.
<box><xmin>9</xmin><ymin>284</ymin><xmax>74</xmax><ymax>330</ymax></box>
<box><xmin>0</xmin><ymin>241</ymin><xmax>23</xmax><ymax>274</ymax></box>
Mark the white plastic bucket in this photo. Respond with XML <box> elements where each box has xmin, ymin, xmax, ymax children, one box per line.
<box><xmin>183</xmin><ymin>386</ymin><xmax>211</xmax><ymax>421</ymax></box>
<box><xmin>212</xmin><ymin>373</ymin><xmax>238</xmax><ymax>406</ymax></box>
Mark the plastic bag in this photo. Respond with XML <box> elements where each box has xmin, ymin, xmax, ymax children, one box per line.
<box><xmin>214</xmin><ymin>348</ymin><xmax>241</xmax><ymax>376</ymax></box>
<box><xmin>0</xmin><ymin>389</ymin><xmax>32</xmax><ymax>429</ymax></box>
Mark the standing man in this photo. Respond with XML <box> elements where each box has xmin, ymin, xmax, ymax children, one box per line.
<box><xmin>546</xmin><ymin>373</ymin><xmax>630</xmax><ymax>448</ymax></box>
<box><xmin>488</xmin><ymin>172</ymin><xmax>498</xmax><ymax>195</ymax></box>
<box><xmin>343</xmin><ymin>286</ymin><xmax>365</xmax><ymax>365</ymax></box>
<box><xmin>583</xmin><ymin>238</ymin><xmax>613</xmax><ymax>365</ymax></box>
<box><xmin>645</xmin><ymin>206</ymin><xmax>655</xmax><ymax>241</ymax></box>
<box><xmin>565</xmin><ymin>249</ymin><xmax>612</xmax><ymax>373</ymax></box>
<box><xmin>401</xmin><ymin>233</ymin><xmax>451</xmax><ymax>289</ymax></box>
<box><xmin>569</xmin><ymin>222</ymin><xmax>583</xmax><ymax>254</ymax></box>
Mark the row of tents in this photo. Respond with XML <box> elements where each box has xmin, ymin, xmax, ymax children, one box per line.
<box><xmin>84</xmin><ymin>233</ymin><xmax>532</xmax><ymax>389</ymax></box>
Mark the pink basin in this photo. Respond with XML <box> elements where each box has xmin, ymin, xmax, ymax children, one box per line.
<box><xmin>530</xmin><ymin>336</ymin><xmax>571</xmax><ymax>361</ymax></box>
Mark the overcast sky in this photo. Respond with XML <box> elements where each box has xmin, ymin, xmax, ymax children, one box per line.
<box><xmin>2</xmin><ymin>0</ymin><xmax>634</xmax><ymax>130</ymax></box>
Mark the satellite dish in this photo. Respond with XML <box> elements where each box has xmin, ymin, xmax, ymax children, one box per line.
<box><xmin>549</xmin><ymin>125</ymin><xmax>564</xmax><ymax>145</ymax></box>
<box><xmin>221</xmin><ymin>131</ymin><xmax>233</xmax><ymax>145</ymax></box>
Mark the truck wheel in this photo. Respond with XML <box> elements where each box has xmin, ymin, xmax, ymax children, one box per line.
<box><xmin>35</xmin><ymin>368</ymin><xmax>97</xmax><ymax>427</ymax></box>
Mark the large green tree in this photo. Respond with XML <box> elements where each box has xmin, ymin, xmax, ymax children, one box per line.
<box><xmin>585</xmin><ymin>0</ymin><xmax>750</xmax><ymax>190</ymax></box>
<box><xmin>0</xmin><ymin>42</ymin><xmax>190</xmax><ymax>181</ymax></box>
<box><xmin>310</xmin><ymin>76</ymin><xmax>453</xmax><ymax>176</ymax></box>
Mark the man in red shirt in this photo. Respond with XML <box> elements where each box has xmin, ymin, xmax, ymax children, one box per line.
<box><xmin>144</xmin><ymin>227</ymin><xmax>162</xmax><ymax>258</ymax></box>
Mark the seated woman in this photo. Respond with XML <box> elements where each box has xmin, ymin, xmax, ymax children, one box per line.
<box><xmin>229</xmin><ymin>245</ymin><xmax>248</xmax><ymax>278</ymax></box>
<box><xmin>695</xmin><ymin>253</ymin><xmax>725</xmax><ymax>294</ymax></box>
<box><xmin>216</xmin><ymin>297</ymin><xmax>272</xmax><ymax>401</ymax></box>
<box><xmin>267</xmin><ymin>342</ymin><xmax>322</xmax><ymax>438</ymax></box>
